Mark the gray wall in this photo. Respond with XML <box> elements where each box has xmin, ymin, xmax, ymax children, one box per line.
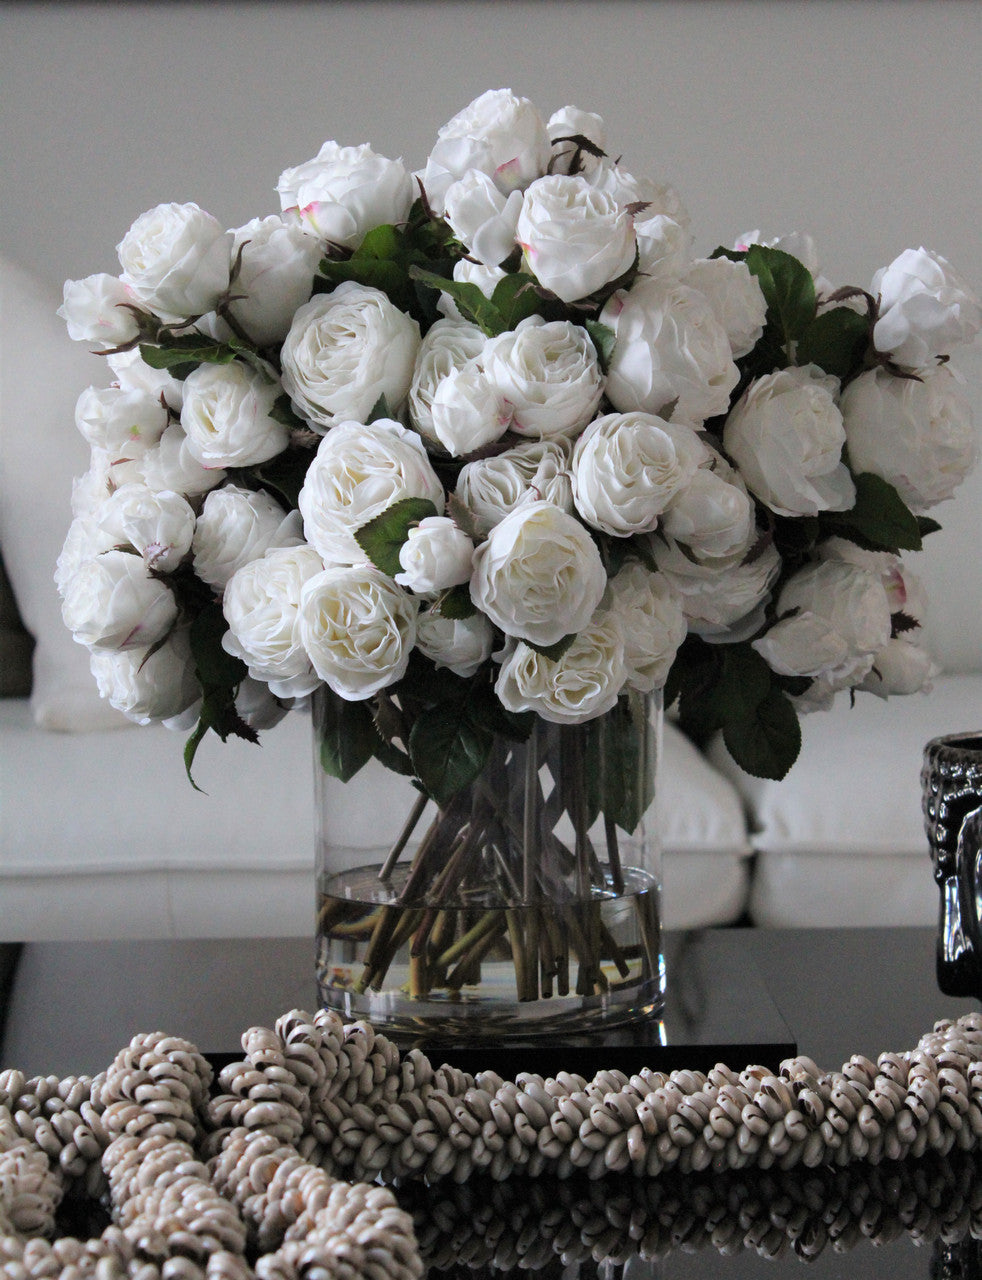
<box><xmin>3</xmin><ymin>0</ymin><xmax>980</xmax><ymax>299</ymax></box>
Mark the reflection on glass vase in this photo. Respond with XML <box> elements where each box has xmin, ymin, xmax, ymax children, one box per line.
<box><xmin>314</xmin><ymin>689</ymin><xmax>665</xmax><ymax>1041</ymax></box>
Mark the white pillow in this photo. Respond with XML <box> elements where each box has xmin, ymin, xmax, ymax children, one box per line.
<box><xmin>0</xmin><ymin>256</ymin><xmax>127</xmax><ymax>730</ymax></box>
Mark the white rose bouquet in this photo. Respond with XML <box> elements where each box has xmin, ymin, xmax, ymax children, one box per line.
<box><xmin>57</xmin><ymin>89</ymin><xmax>980</xmax><ymax>1011</ymax></box>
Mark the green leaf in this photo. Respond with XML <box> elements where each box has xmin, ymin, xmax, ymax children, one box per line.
<box><xmin>140</xmin><ymin>336</ymin><xmax>237</xmax><ymax>380</ymax></box>
<box><xmin>918</xmin><ymin>515</ymin><xmax>943</xmax><ymax>539</ymax></box>
<box><xmin>432</xmin><ymin>584</ymin><xmax>477</xmax><ymax>620</ymax></box>
<box><xmin>586</xmin><ymin>696</ymin><xmax>653</xmax><ymax>833</ymax></box>
<box><xmin>796</xmin><ymin>306</ymin><xmax>870</xmax><ymax>379</ymax></box>
<box><xmin>269</xmin><ymin>393</ymin><xmax>309</xmax><ymax>430</ymax></box>
<box><xmin>354</xmin><ymin>497</ymin><xmax>439</xmax><ymax>576</ymax></box>
<box><xmin>678</xmin><ymin>643</ymin><xmax>771</xmax><ymax>742</ymax></box>
<box><xmin>366</xmin><ymin>394</ymin><xmax>392</xmax><ymax>423</ymax></box>
<box><xmin>189</xmin><ymin>604</ymin><xmax>247</xmax><ymax>688</ymax></box>
<box><xmin>408</xmin><ymin>265</ymin><xmax>507</xmax><ymax>336</ymax></box>
<box><xmin>408</xmin><ymin>702</ymin><xmax>493</xmax><ymax>804</ymax></box>
<box><xmin>469</xmin><ymin>683</ymin><xmax>535</xmax><ymax>744</ymax></box>
<box><xmin>317</xmin><ymin>688</ymin><xmax>378</xmax><ymax>783</ymax></box>
<box><xmin>250</xmin><ymin>447</ymin><xmax>316</xmax><ymax>511</ymax></box>
<box><xmin>525</xmin><ymin>633</ymin><xmax>577</xmax><ymax>662</ymax></box>
<box><xmin>822</xmin><ymin>472</ymin><xmax>922</xmax><ymax>552</ymax></box>
<box><xmin>584</xmin><ymin>319</ymin><xmax>616</xmax><ymax>371</ymax></box>
<box><xmin>722</xmin><ymin>687</ymin><xmax>801</xmax><ymax>780</ymax></box>
<box><xmin>745</xmin><ymin>245</ymin><xmax>816</xmax><ymax>346</ymax></box>
<box><xmin>488</xmin><ymin>272</ymin><xmax>543</xmax><ymax>331</ymax></box>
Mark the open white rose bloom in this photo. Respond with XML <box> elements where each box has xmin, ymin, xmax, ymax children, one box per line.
<box><xmin>57</xmin><ymin>88</ymin><xmax>980</xmax><ymax>1026</ymax></box>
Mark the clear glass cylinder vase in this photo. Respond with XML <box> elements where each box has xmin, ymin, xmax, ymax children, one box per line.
<box><xmin>313</xmin><ymin>690</ymin><xmax>664</xmax><ymax>1041</ymax></box>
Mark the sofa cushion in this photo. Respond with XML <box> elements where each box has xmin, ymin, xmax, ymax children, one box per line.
<box><xmin>0</xmin><ymin>700</ymin><xmax>751</xmax><ymax>940</ymax></box>
<box><xmin>0</xmin><ymin>257</ymin><xmax>128</xmax><ymax>731</ymax></box>
<box><xmin>707</xmin><ymin>672</ymin><xmax>982</xmax><ymax>925</ymax></box>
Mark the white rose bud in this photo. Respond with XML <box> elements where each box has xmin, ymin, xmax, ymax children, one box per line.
<box><xmin>601</xmin><ymin>278</ymin><xmax>739</xmax><ymax>426</ymax></box>
<box><xmin>90</xmin><ymin>627</ymin><xmax>199</xmax><ymax>725</ymax></box>
<box><xmin>416</xmin><ymin>608</ymin><xmax>494</xmax><ymax>678</ymax></box>
<box><xmin>117</xmin><ymin>202</ymin><xmax>231</xmax><ymax>323</ymax></box>
<box><xmin>752</xmin><ymin>561</ymin><xmax>892</xmax><ymax>686</ymax></box>
<box><xmin>683</xmin><ymin>257</ymin><xmax>767</xmax><ymax>358</ymax></box>
<box><xmin>226</xmin><ymin>215</ymin><xmax>322</xmax><ymax>347</ymax></box>
<box><xmin>872</xmin><ymin>247</ymin><xmax>982</xmax><ymax>367</ymax></box>
<box><xmin>483</xmin><ymin>316</ymin><xmax>603</xmax><ymax>440</ymax></box>
<box><xmin>409</xmin><ymin>318</ymin><xmax>487</xmax><ymax>442</ymax></box>
<box><xmin>98</xmin><ymin>483</ymin><xmax>195</xmax><ymax>573</ymax></box>
<box><xmin>107</xmin><ymin>347</ymin><xmax>184</xmax><ymax>412</ymax></box>
<box><xmin>495</xmin><ymin>610</ymin><xmax>627</xmax><ymax>725</ymax></box>
<box><xmin>299</xmin><ymin>564</ymin><xmax>418</xmax><ymax>700</ymax></box>
<box><xmin>61</xmin><ymin>549</ymin><xmax>178</xmax><ymax>651</ymax></box>
<box><xmin>723</xmin><ymin>365</ymin><xmax>855</xmax><ymax>517</ymax></box>
<box><xmin>58</xmin><ymin>274</ymin><xmax>142</xmax><ymax>350</ymax></box>
<box><xmin>180</xmin><ymin>361</ymin><xmax>289</xmax><ymax>469</ymax></box>
<box><xmin>234</xmin><ymin>676</ymin><xmax>292</xmax><ymax>731</ymax></box>
<box><xmin>652</xmin><ymin>536</ymin><xmax>782</xmax><ymax>638</ymax></box>
<box><xmin>736</xmin><ymin>230</ymin><xmax>822</xmax><ymax>278</ymax></box>
<box><xmin>421</xmin><ymin>88</ymin><xmax>550</xmax><ymax>213</ymax></box>
<box><xmin>299</xmin><ymin>418</ymin><xmax>445</xmax><ymax>566</ymax></box>
<box><xmin>437</xmin><ymin>258</ymin><xmax>506</xmax><ymax>321</ymax></box>
<box><xmin>429</xmin><ymin>361</ymin><xmax>511</xmax><ymax>456</ymax></box>
<box><xmin>660</xmin><ymin>465</ymin><xmax>756</xmax><ymax>562</ymax></box>
<box><xmin>605</xmin><ymin>562</ymin><xmax>686</xmax><ymax>693</ymax></box>
<box><xmin>546</xmin><ymin>106</ymin><xmax>607</xmax><ymax>176</ymax></box>
<box><xmin>443</xmin><ymin>169</ymin><xmax>523</xmax><ymax>267</ymax></box>
<box><xmin>572</xmin><ymin>412</ymin><xmax>707</xmax><ymax>536</ymax></box>
<box><xmin>222</xmin><ymin>544</ymin><xmax>325</xmax><ymax>699</ymax></box>
<box><xmin>56</xmin><ymin>514</ymin><xmax>115</xmax><ymax>598</ymax></box>
<box><xmin>840</xmin><ymin>364</ymin><xmax>977</xmax><ymax>511</ymax></box>
<box><xmin>858</xmin><ymin>638</ymin><xmax>938</xmax><ymax>698</ymax></box>
<box><xmin>192</xmin><ymin>484</ymin><xmax>302</xmax><ymax>591</ymax></box>
<box><xmin>75</xmin><ymin>385</ymin><xmax>169</xmax><ymax>458</ymax></box>
<box><xmin>280</xmin><ymin>282</ymin><xmax>420</xmax><ymax>431</ymax></box>
<box><xmin>455</xmin><ymin>438</ymin><xmax>573</xmax><ymax>536</ymax></box>
<box><xmin>470</xmin><ymin>501</ymin><xmax>606</xmax><ymax>646</ymax></box>
<box><xmin>588</xmin><ymin>161</ymin><xmax>692</xmax><ymax>277</ymax></box>
<box><xmin>276</xmin><ymin>140</ymin><xmax>414</xmax><ymax>247</ymax></box>
<box><xmin>140</xmin><ymin>424</ymin><xmax>227</xmax><ymax>498</ymax></box>
<box><xmin>395</xmin><ymin>516</ymin><xmax>474</xmax><ymax>594</ymax></box>
<box><xmin>517</xmin><ymin>174</ymin><xmax>636</xmax><ymax>303</ymax></box>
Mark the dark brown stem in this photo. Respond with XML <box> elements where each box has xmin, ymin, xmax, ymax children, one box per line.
<box><xmin>378</xmin><ymin>791</ymin><xmax>429</xmax><ymax>882</ymax></box>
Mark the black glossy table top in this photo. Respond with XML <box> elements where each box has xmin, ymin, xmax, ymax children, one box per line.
<box><xmin>3</xmin><ymin>927</ymin><xmax>980</xmax><ymax>1279</ymax></box>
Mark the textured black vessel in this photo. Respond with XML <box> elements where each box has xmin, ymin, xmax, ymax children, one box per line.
<box><xmin>922</xmin><ymin>733</ymin><xmax>982</xmax><ymax>999</ymax></box>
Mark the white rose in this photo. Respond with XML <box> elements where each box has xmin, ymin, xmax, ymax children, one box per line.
<box><xmin>107</xmin><ymin>347</ymin><xmax>184</xmax><ymax>412</ymax></box>
<box><xmin>572</xmin><ymin>412</ymin><xmax>707</xmax><ymax>536</ymax></box>
<box><xmin>276</xmin><ymin>140</ymin><xmax>414</xmax><ymax>247</ymax></box>
<box><xmin>192</xmin><ymin>484</ymin><xmax>302</xmax><ymax>590</ymax></box>
<box><xmin>495</xmin><ymin>611</ymin><xmax>627</xmax><ymax>725</ymax></box>
<box><xmin>222</xmin><ymin>544</ymin><xmax>325</xmax><ymax>698</ymax></box>
<box><xmin>840</xmin><ymin>364</ymin><xmax>977</xmax><ymax>511</ymax></box>
<box><xmin>588</xmin><ymin>161</ymin><xmax>692</xmax><ymax>277</ymax></box>
<box><xmin>74</xmin><ymin>385</ymin><xmax>169</xmax><ymax>457</ymax></box>
<box><xmin>235</xmin><ymin>677</ymin><xmax>292</xmax><ymax>731</ymax></box>
<box><xmin>299</xmin><ymin>564</ymin><xmax>418</xmax><ymax>700</ymax></box>
<box><xmin>280</xmin><ymin>283</ymin><xmax>420</xmax><ymax>431</ymax></box>
<box><xmin>58</xmin><ymin>274</ymin><xmax>141</xmax><ymax>350</ymax></box>
<box><xmin>429</xmin><ymin>361</ymin><xmax>511</xmax><ymax>456</ymax></box>
<box><xmin>546</xmin><ymin>106</ymin><xmax>607</xmax><ymax>176</ymax></box>
<box><xmin>416</xmin><ymin>609</ymin><xmax>494</xmax><ymax>678</ymax></box>
<box><xmin>442</xmin><ymin>169</ymin><xmax>523</xmax><ymax>267</ymax></box>
<box><xmin>421</xmin><ymin>88</ymin><xmax>550</xmax><ymax>212</ymax></box>
<box><xmin>858</xmin><ymin>638</ymin><xmax>938</xmax><ymax>698</ymax></box>
<box><xmin>56</xmin><ymin>515</ymin><xmax>115</xmax><ymax>598</ymax></box>
<box><xmin>140</xmin><ymin>424</ymin><xmax>227</xmax><ymax>498</ymax></box>
<box><xmin>436</xmin><ymin>258</ymin><xmax>506</xmax><ymax>321</ymax></box>
<box><xmin>395</xmin><ymin>516</ymin><xmax>474</xmax><ymax>594</ymax></box>
<box><xmin>226</xmin><ymin>216</ymin><xmax>322</xmax><ymax>347</ymax></box>
<box><xmin>817</xmin><ymin>536</ymin><xmax>926</xmax><ymax>621</ymax></box>
<box><xmin>117</xmin><ymin>202</ymin><xmax>231</xmax><ymax>323</ymax></box>
<box><xmin>723</xmin><ymin>365</ymin><xmax>855</xmax><ymax>517</ymax></box>
<box><xmin>605</xmin><ymin>562</ymin><xmax>686</xmax><ymax>693</ymax></box>
<box><xmin>455</xmin><ymin>437</ymin><xmax>573</xmax><ymax>536</ymax></box>
<box><xmin>97</xmin><ymin>483</ymin><xmax>195</xmax><ymax>573</ymax></box>
<box><xmin>752</xmin><ymin>561</ymin><xmax>892</xmax><ymax>686</ymax></box>
<box><xmin>517</xmin><ymin>174</ymin><xmax>636</xmax><ymax>303</ymax></box>
<box><xmin>872</xmin><ymin>247</ymin><xmax>982</xmax><ymax>367</ymax></box>
<box><xmin>180</xmin><ymin>361</ymin><xmax>290</xmax><ymax>469</ymax></box>
<box><xmin>90</xmin><ymin>627</ymin><xmax>199</xmax><ymax>725</ymax></box>
<box><xmin>482</xmin><ymin>316</ymin><xmax>603</xmax><ymax>440</ymax></box>
<box><xmin>600</xmin><ymin>278</ymin><xmax>739</xmax><ymax>426</ymax></box>
<box><xmin>408</xmin><ymin>318</ymin><xmax>487</xmax><ymax>443</ymax></box>
<box><xmin>683</xmin><ymin>257</ymin><xmax>767</xmax><ymax>358</ymax></box>
<box><xmin>61</xmin><ymin>549</ymin><xmax>178</xmax><ymax>652</ymax></box>
<box><xmin>652</xmin><ymin>536</ymin><xmax>782</xmax><ymax>637</ymax></box>
<box><xmin>298</xmin><ymin>418</ymin><xmax>445</xmax><ymax>565</ymax></box>
<box><xmin>660</xmin><ymin>464</ymin><xmax>756</xmax><ymax>562</ymax></box>
<box><xmin>470</xmin><ymin>501</ymin><xmax>606</xmax><ymax>646</ymax></box>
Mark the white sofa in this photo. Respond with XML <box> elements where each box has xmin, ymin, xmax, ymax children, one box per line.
<box><xmin>1</xmin><ymin>256</ymin><xmax>979</xmax><ymax>943</ymax></box>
